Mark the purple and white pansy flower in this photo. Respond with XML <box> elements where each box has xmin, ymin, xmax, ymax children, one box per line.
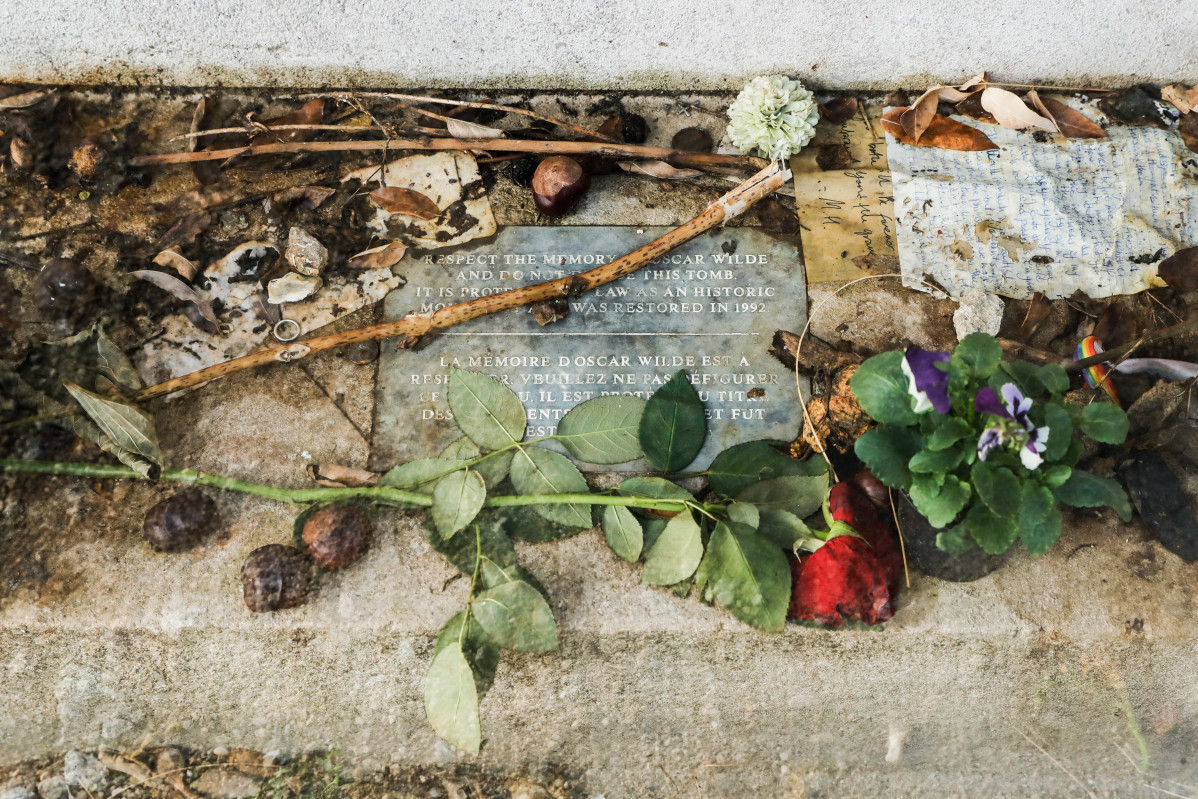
<box><xmin>974</xmin><ymin>383</ymin><xmax>1050</xmax><ymax>469</ymax></box>
<box><xmin>901</xmin><ymin>348</ymin><xmax>951</xmax><ymax>414</ymax></box>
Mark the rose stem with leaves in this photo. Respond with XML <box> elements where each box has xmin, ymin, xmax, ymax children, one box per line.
<box><xmin>128</xmin><ymin>161</ymin><xmax>789</xmax><ymax>401</ymax></box>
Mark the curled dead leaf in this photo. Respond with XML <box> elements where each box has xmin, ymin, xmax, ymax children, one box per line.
<box><xmin>369</xmin><ymin>187</ymin><xmax>441</xmax><ymax>220</ymax></box>
<box><xmin>1013</xmin><ymin>291</ymin><xmax>1052</xmax><ymax>343</ymax></box>
<box><xmin>445</xmin><ymin>117</ymin><xmax>505</xmax><ymax>139</ymax></box>
<box><xmin>0</xmin><ymin>89</ymin><xmax>53</xmax><ymax>109</ymax></box>
<box><xmin>347</xmin><ymin>241</ymin><xmax>406</xmax><ymax>270</ymax></box>
<box><xmin>1162</xmin><ymin>84</ymin><xmax>1198</xmax><ymax>115</ymax></box>
<box><xmin>957</xmin><ymin>72</ymin><xmax>989</xmax><ymax>92</ymax></box>
<box><xmin>1026</xmin><ymin>91</ymin><xmax>1106</xmax><ymax>139</ymax></box>
<box><xmin>131</xmin><ymin>269</ymin><xmax>219</xmax><ymax>328</ymax></box>
<box><xmin>306</xmin><ymin>463</ymin><xmax>380</xmax><ymax>488</ymax></box>
<box><xmin>1157</xmin><ymin>246</ymin><xmax>1198</xmax><ymax>292</ymax></box>
<box><xmin>881</xmin><ymin>108</ymin><xmax>998</xmax><ymax>151</ymax></box>
<box><xmin>980</xmin><ymin>87</ymin><xmax>1056</xmax><ymax>132</ymax></box>
<box><xmin>152</xmin><ymin>247</ymin><xmax>199</xmax><ymax>281</ymax></box>
<box><xmin>955</xmin><ymin>89</ymin><xmax>995</xmax><ymax>123</ymax></box>
<box><xmin>9</xmin><ymin>137</ymin><xmax>32</xmax><ymax>171</ymax></box>
<box><xmin>900</xmin><ymin>87</ymin><xmax>940</xmax><ymax>143</ymax></box>
<box><xmin>819</xmin><ymin>96</ymin><xmax>859</xmax><ymax>125</ymax></box>
<box><xmin>1179</xmin><ymin>113</ymin><xmax>1198</xmax><ymax>155</ymax></box>
<box><xmin>616</xmin><ymin>160</ymin><xmax>702</xmax><ymax>180</ymax></box>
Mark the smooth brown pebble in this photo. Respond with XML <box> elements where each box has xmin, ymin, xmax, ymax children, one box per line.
<box><xmin>302</xmin><ymin>504</ymin><xmax>372</xmax><ymax>570</ymax></box>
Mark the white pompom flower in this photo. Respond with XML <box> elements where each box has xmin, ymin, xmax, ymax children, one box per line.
<box><xmin>726</xmin><ymin>75</ymin><xmax>820</xmax><ymax>161</ymax></box>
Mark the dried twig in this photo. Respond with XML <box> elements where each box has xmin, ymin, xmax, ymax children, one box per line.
<box><xmin>170</xmin><ymin>124</ymin><xmax>442</xmax><ymax>141</ymax></box>
<box><xmin>128</xmin><ymin>161</ymin><xmax>789</xmax><ymax>401</ymax></box>
<box><xmin>128</xmin><ymin>137</ymin><xmax>767</xmax><ymax>170</ymax></box>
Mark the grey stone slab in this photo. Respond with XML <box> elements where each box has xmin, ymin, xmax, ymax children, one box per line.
<box><xmin>374</xmin><ymin>226</ymin><xmax>805</xmax><ymax>471</ymax></box>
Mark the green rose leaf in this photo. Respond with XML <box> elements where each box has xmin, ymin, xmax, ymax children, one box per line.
<box><xmin>736</xmin><ymin>475</ymin><xmax>827</xmax><ymax>520</ymax></box>
<box><xmin>1018</xmin><ymin>482</ymin><xmax>1062</xmax><ymax>555</ymax></box>
<box><xmin>1079</xmin><ymin>402</ymin><xmax>1129</xmax><ymax>445</ymax></box>
<box><xmin>616</xmin><ymin>476</ymin><xmax>693</xmax><ymax>515</ymax></box>
<box><xmin>472</xmin><ymin>580</ymin><xmax>559</xmax><ymax>652</ymax></box>
<box><xmin>1041</xmin><ymin>403</ymin><xmax>1073</xmax><ymax>461</ymax></box>
<box><xmin>448</xmin><ymin>368</ymin><xmax>527</xmax><ymax>451</ymax></box>
<box><xmin>639</xmin><ymin>370</ymin><xmax>707</xmax><ymax>471</ymax></box>
<box><xmin>601</xmin><ymin>504</ymin><xmax>643</xmax><ymax>562</ymax></box>
<box><xmin>434</xmin><ymin>610</ymin><xmax>500</xmax><ymax>697</ymax></box>
<box><xmin>383</xmin><ymin>457</ymin><xmax>466</xmax><ymax>491</ymax></box>
<box><xmin>425</xmin><ymin>509</ymin><xmax>517</xmax><ymax>576</ymax></box>
<box><xmin>510</xmin><ymin>446</ymin><xmax>593</xmax><ymax>528</ymax></box>
<box><xmin>707</xmin><ymin>439</ymin><xmax>826</xmax><ymax>497</ymax></box>
<box><xmin>500</xmin><ymin>504</ymin><xmax>583</xmax><ymax>543</ymax></box>
<box><xmin>850</xmin><ymin>351</ymin><xmax>918</xmax><ymax>426</ymax></box>
<box><xmin>641</xmin><ymin>512</ymin><xmax>703</xmax><ymax>585</ymax></box>
<box><xmin>641</xmin><ymin>517</ymin><xmax>668</xmax><ymax>552</ymax></box>
<box><xmin>440</xmin><ymin>437</ymin><xmax>513</xmax><ymax>489</ymax></box>
<box><xmin>971</xmin><ymin>460</ymin><xmax>1020</xmax><ymax>517</ymax></box>
<box><xmin>556</xmin><ymin>395</ymin><xmax>646</xmax><ymax>464</ymax></box>
<box><xmin>698</xmin><ymin>523</ymin><xmax>790</xmax><ymax>632</ymax></box>
<box><xmin>854</xmin><ymin>426</ymin><xmax>922</xmax><ymax>490</ymax></box>
<box><xmin>910</xmin><ymin>474</ymin><xmax>970</xmax><ymax>528</ymax></box>
<box><xmin>756</xmin><ymin>508</ymin><xmax>813</xmax><ymax>549</ymax></box>
<box><xmin>727</xmin><ymin>501</ymin><xmax>760</xmax><ymax>529</ymax></box>
<box><xmin>1055</xmin><ymin>471</ymin><xmax>1132</xmax><ymax>521</ymax></box>
<box><xmin>926</xmin><ymin>417</ymin><xmax>972</xmax><ymax>451</ymax></box>
<box><xmin>423</xmin><ymin>642</ymin><xmax>481</xmax><ymax>754</ymax></box>
<box><xmin>966</xmin><ymin>502</ymin><xmax>1019</xmax><ymax>555</ymax></box>
<box><xmin>951</xmin><ymin>332</ymin><xmax>1002</xmax><ymax>379</ymax></box>
<box><xmin>431</xmin><ymin>469</ymin><xmax>487</xmax><ymax>539</ymax></box>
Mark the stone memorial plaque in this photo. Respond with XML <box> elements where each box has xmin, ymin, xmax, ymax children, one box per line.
<box><xmin>373</xmin><ymin>226</ymin><xmax>806</xmax><ymax>471</ymax></box>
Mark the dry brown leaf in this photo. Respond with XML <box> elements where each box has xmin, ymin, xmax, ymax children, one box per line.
<box><xmin>368</xmin><ymin>186</ymin><xmax>441</xmax><ymax>219</ymax></box>
<box><xmin>0</xmin><ymin>89</ymin><xmax>53</xmax><ymax>109</ymax></box>
<box><xmin>131</xmin><ymin>269</ymin><xmax>219</xmax><ymax>328</ymax></box>
<box><xmin>1157</xmin><ymin>246</ymin><xmax>1198</xmax><ymax>292</ymax></box>
<box><xmin>1162</xmin><ymin>84</ymin><xmax>1198</xmax><ymax>115</ymax></box>
<box><xmin>152</xmin><ymin>247</ymin><xmax>199</xmax><ymax>281</ymax></box>
<box><xmin>254</xmin><ymin>99</ymin><xmax>325</xmax><ymax>143</ymax></box>
<box><xmin>445</xmin><ymin>117</ymin><xmax>505</xmax><ymax>139</ymax></box>
<box><xmin>935</xmin><ymin>85</ymin><xmax>971</xmax><ymax>103</ymax></box>
<box><xmin>881</xmin><ymin>108</ymin><xmax>998</xmax><ymax>151</ymax></box>
<box><xmin>188</xmin><ymin>97</ymin><xmax>207</xmax><ymax>153</ymax></box>
<box><xmin>958</xmin><ymin>72</ymin><xmax>989</xmax><ymax>92</ymax></box>
<box><xmin>819</xmin><ymin>96</ymin><xmax>859</xmax><ymax>125</ymax></box>
<box><xmin>955</xmin><ymin>89</ymin><xmax>995</xmax><ymax>123</ymax></box>
<box><xmin>901</xmin><ymin>87</ymin><xmax>940</xmax><ymax>142</ymax></box>
<box><xmin>616</xmin><ymin>160</ymin><xmax>703</xmax><ymax>180</ymax></box>
<box><xmin>980</xmin><ymin>87</ymin><xmax>1056</xmax><ymax>132</ymax></box>
<box><xmin>306</xmin><ymin>463</ymin><xmax>380</xmax><ymax>487</ymax></box>
<box><xmin>347</xmin><ymin>241</ymin><xmax>406</xmax><ymax>270</ymax></box>
<box><xmin>1013</xmin><ymin>291</ymin><xmax>1052</xmax><ymax>343</ymax></box>
<box><xmin>1027</xmin><ymin>91</ymin><xmax>1106</xmax><ymax>139</ymax></box>
<box><xmin>1179</xmin><ymin>113</ymin><xmax>1198</xmax><ymax>155</ymax></box>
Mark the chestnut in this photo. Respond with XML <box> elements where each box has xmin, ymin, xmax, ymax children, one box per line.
<box><xmin>531</xmin><ymin>157</ymin><xmax>590</xmax><ymax>217</ymax></box>
<box><xmin>241</xmin><ymin>544</ymin><xmax>310</xmax><ymax>612</ymax></box>
<box><xmin>301</xmin><ymin>503</ymin><xmax>372</xmax><ymax>570</ymax></box>
<box><xmin>31</xmin><ymin>259</ymin><xmax>95</xmax><ymax>319</ymax></box>
<box><xmin>671</xmin><ymin>127</ymin><xmax>713</xmax><ymax>153</ymax></box>
<box><xmin>143</xmin><ymin>489</ymin><xmax>217</xmax><ymax>552</ymax></box>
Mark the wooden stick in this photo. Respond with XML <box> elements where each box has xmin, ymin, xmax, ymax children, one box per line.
<box><xmin>133</xmin><ymin>162</ymin><xmax>789</xmax><ymax>402</ymax></box>
<box><xmin>128</xmin><ymin>137</ymin><xmax>767</xmax><ymax>171</ymax></box>
<box><xmin>169</xmin><ymin>124</ymin><xmax>443</xmax><ymax>141</ymax></box>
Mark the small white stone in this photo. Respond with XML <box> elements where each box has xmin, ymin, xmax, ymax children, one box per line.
<box><xmin>285</xmin><ymin>227</ymin><xmax>328</xmax><ymax>276</ymax></box>
<box><xmin>267</xmin><ymin>272</ymin><xmax>322</xmax><ymax>304</ymax></box>
<box><xmin>953</xmin><ymin>288</ymin><xmax>1005</xmax><ymax>340</ymax></box>
<box><xmin>36</xmin><ymin>777</ymin><xmax>67</xmax><ymax>799</ymax></box>
<box><xmin>3</xmin><ymin>787</ymin><xmax>38</xmax><ymax>799</ymax></box>
<box><xmin>64</xmin><ymin>751</ymin><xmax>107</xmax><ymax>791</ymax></box>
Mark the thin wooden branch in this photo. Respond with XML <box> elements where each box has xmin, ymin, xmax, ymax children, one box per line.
<box><xmin>169</xmin><ymin>124</ymin><xmax>443</xmax><ymax>141</ymax></box>
<box><xmin>1069</xmin><ymin>316</ymin><xmax>1198</xmax><ymax>371</ymax></box>
<box><xmin>128</xmin><ymin>138</ymin><xmax>767</xmax><ymax>170</ymax></box>
<box><xmin>132</xmin><ymin>161</ymin><xmax>789</xmax><ymax>401</ymax></box>
<box><xmin>314</xmin><ymin>91</ymin><xmax>616</xmax><ymax>142</ymax></box>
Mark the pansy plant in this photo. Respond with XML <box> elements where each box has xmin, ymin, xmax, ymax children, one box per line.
<box><xmin>850</xmin><ymin>333</ymin><xmax>1132</xmax><ymax>556</ymax></box>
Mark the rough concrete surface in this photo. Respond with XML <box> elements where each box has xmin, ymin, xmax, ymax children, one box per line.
<box><xmin>3</xmin><ymin>0</ymin><xmax>1197</xmax><ymax>89</ymax></box>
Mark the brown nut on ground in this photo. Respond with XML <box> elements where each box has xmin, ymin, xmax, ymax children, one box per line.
<box><xmin>301</xmin><ymin>503</ymin><xmax>372</xmax><ymax>570</ymax></box>
<box><xmin>143</xmin><ymin>488</ymin><xmax>217</xmax><ymax>551</ymax></box>
<box><xmin>531</xmin><ymin>156</ymin><xmax>590</xmax><ymax>217</ymax></box>
<box><xmin>241</xmin><ymin>544</ymin><xmax>310</xmax><ymax>612</ymax></box>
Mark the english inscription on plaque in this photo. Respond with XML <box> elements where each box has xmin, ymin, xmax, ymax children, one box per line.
<box><xmin>373</xmin><ymin>226</ymin><xmax>807</xmax><ymax>470</ymax></box>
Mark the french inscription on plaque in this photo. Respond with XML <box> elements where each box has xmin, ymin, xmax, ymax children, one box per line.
<box><xmin>373</xmin><ymin>226</ymin><xmax>807</xmax><ymax>470</ymax></box>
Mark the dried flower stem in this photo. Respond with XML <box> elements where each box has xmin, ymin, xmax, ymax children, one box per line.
<box><xmin>128</xmin><ymin>162</ymin><xmax>788</xmax><ymax>401</ymax></box>
<box><xmin>128</xmin><ymin>137</ymin><xmax>767</xmax><ymax>170</ymax></box>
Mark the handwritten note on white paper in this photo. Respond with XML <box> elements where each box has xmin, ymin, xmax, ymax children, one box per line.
<box><xmin>886</xmin><ymin>114</ymin><xmax>1198</xmax><ymax>299</ymax></box>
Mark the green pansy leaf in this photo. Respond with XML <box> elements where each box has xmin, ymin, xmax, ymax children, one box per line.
<box><xmin>698</xmin><ymin>523</ymin><xmax>790</xmax><ymax>632</ymax></box>
<box><xmin>641</xmin><ymin>512</ymin><xmax>703</xmax><ymax>585</ymax></box>
<box><xmin>936</xmin><ymin>524</ymin><xmax>977</xmax><ymax>555</ymax></box>
<box><xmin>556</xmin><ymin>395</ymin><xmax>646</xmax><ymax>464</ymax></box>
<box><xmin>756</xmin><ymin>508</ymin><xmax>813</xmax><ymax>549</ymax></box>
<box><xmin>854</xmin><ymin>426</ymin><xmax>922</xmax><ymax>490</ymax></box>
<box><xmin>510</xmin><ymin>446</ymin><xmax>592</xmax><ymax>528</ymax></box>
<box><xmin>966</xmin><ymin>502</ymin><xmax>1019</xmax><ymax>555</ymax></box>
<box><xmin>736</xmin><ymin>475</ymin><xmax>827</xmax><ymax>520</ymax></box>
<box><xmin>1041</xmin><ymin>403</ymin><xmax>1072</xmax><ymax>462</ymax></box>
<box><xmin>1079</xmin><ymin>402</ymin><xmax>1129</xmax><ymax>445</ymax></box>
<box><xmin>910</xmin><ymin>474</ymin><xmax>970</xmax><ymax>528</ymax></box>
<box><xmin>423</xmin><ymin>642</ymin><xmax>481</xmax><ymax>754</ymax></box>
<box><xmin>472</xmin><ymin>580</ymin><xmax>558</xmax><ymax>652</ymax></box>
<box><xmin>850</xmin><ymin>352</ymin><xmax>918</xmax><ymax>426</ymax></box>
<box><xmin>64</xmin><ymin>382</ymin><xmax>162</xmax><ymax>466</ymax></box>
<box><xmin>727</xmin><ymin>501</ymin><xmax>760</xmax><ymax>529</ymax></box>
<box><xmin>927</xmin><ymin>417</ymin><xmax>972</xmax><ymax>451</ymax></box>
<box><xmin>971</xmin><ymin>460</ymin><xmax>1021</xmax><ymax>517</ymax></box>
<box><xmin>601</xmin><ymin>504</ymin><xmax>643</xmax><ymax>562</ymax></box>
<box><xmin>909</xmin><ymin>447</ymin><xmax>964</xmax><ymax>475</ymax></box>
<box><xmin>639</xmin><ymin>370</ymin><xmax>706</xmax><ymax>471</ymax></box>
<box><xmin>1037</xmin><ymin>363</ymin><xmax>1070</xmax><ymax>394</ymax></box>
<box><xmin>1002</xmin><ymin>360</ymin><xmax>1045</xmax><ymax>398</ymax></box>
<box><xmin>951</xmin><ymin>333</ymin><xmax>1002</xmax><ymax>379</ymax></box>
<box><xmin>1018</xmin><ymin>483</ymin><xmax>1061</xmax><ymax>555</ymax></box>
<box><xmin>1040</xmin><ymin>464</ymin><xmax>1072</xmax><ymax>488</ymax></box>
<box><xmin>431</xmin><ymin>469</ymin><xmax>486</xmax><ymax>539</ymax></box>
<box><xmin>448</xmin><ymin>368</ymin><xmax>527</xmax><ymax>451</ymax></box>
<box><xmin>707</xmin><ymin>439</ymin><xmax>826</xmax><ymax>497</ymax></box>
<box><xmin>1054</xmin><ymin>471</ymin><xmax>1132</xmax><ymax>521</ymax></box>
<box><xmin>434</xmin><ymin>610</ymin><xmax>499</xmax><ymax>697</ymax></box>
<box><xmin>383</xmin><ymin>457</ymin><xmax>466</xmax><ymax>491</ymax></box>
